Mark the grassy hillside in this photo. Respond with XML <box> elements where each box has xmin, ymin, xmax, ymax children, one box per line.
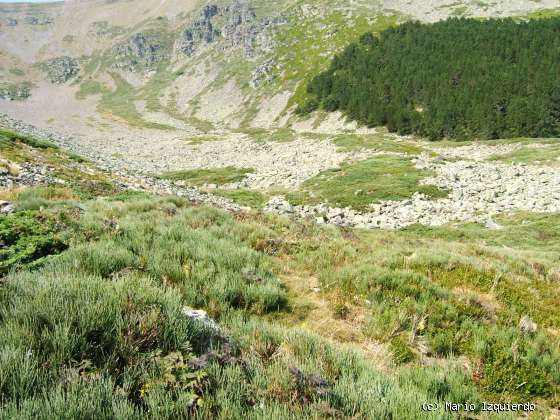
<box><xmin>1</xmin><ymin>131</ymin><xmax>560</xmax><ymax>417</ymax></box>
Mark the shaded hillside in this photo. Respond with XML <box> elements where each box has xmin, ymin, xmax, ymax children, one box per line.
<box><xmin>302</xmin><ymin>17</ymin><xmax>560</xmax><ymax>140</ymax></box>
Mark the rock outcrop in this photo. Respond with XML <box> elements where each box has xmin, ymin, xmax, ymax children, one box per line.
<box><xmin>0</xmin><ymin>83</ymin><xmax>31</xmax><ymax>101</ymax></box>
<box><xmin>178</xmin><ymin>5</ymin><xmax>220</xmax><ymax>56</ymax></box>
<box><xmin>178</xmin><ymin>1</ymin><xmax>285</xmax><ymax>58</ymax></box>
<box><xmin>112</xmin><ymin>33</ymin><xmax>169</xmax><ymax>72</ymax></box>
<box><xmin>250</xmin><ymin>58</ymin><xmax>275</xmax><ymax>87</ymax></box>
<box><xmin>44</xmin><ymin>56</ymin><xmax>79</xmax><ymax>84</ymax></box>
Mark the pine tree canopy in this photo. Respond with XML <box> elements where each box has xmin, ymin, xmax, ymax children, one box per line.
<box><xmin>300</xmin><ymin>17</ymin><xmax>560</xmax><ymax>140</ymax></box>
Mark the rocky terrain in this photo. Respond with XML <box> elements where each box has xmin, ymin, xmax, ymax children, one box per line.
<box><xmin>1</xmin><ymin>0</ymin><xmax>557</xmax><ymax>129</ymax></box>
<box><xmin>265</xmin><ymin>144</ymin><xmax>560</xmax><ymax>229</ymax></box>
<box><xmin>0</xmin><ymin>114</ymin><xmax>242</xmax><ymax>213</ymax></box>
<box><xmin>3</xmin><ymin>112</ymin><xmax>560</xmax><ymax>232</ymax></box>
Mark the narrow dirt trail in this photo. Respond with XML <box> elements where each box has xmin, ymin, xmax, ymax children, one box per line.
<box><xmin>277</xmin><ymin>269</ymin><xmax>392</xmax><ymax>371</ymax></box>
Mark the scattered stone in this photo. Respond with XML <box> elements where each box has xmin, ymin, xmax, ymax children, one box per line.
<box><xmin>264</xmin><ymin>145</ymin><xmax>560</xmax><ymax>230</ymax></box>
<box><xmin>187</xmin><ymin>343</ymin><xmax>239</xmax><ymax>370</ymax></box>
<box><xmin>288</xmin><ymin>367</ymin><xmax>330</xmax><ymax>398</ymax></box>
<box><xmin>23</xmin><ymin>16</ymin><xmax>53</xmax><ymax>25</ymax></box>
<box><xmin>485</xmin><ymin>218</ymin><xmax>503</xmax><ymax>230</ymax></box>
<box><xmin>0</xmin><ymin>158</ymin><xmax>64</xmax><ymax>189</ymax></box>
<box><xmin>0</xmin><ymin>114</ymin><xmax>243</xmax><ymax>213</ymax></box>
<box><xmin>265</xmin><ymin>196</ymin><xmax>293</xmax><ymax>214</ymax></box>
<box><xmin>0</xmin><ymin>201</ymin><xmax>15</xmax><ymax>214</ymax></box>
<box><xmin>3</xmin><ymin>113</ymin><xmax>560</xmax><ymax>232</ymax></box>
<box><xmin>182</xmin><ymin>307</ymin><xmax>222</xmax><ymax>333</ymax></box>
<box><xmin>519</xmin><ymin>315</ymin><xmax>537</xmax><ymax>335</ymax></box>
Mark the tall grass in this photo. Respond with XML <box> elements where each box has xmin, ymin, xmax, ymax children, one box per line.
<box><xmin>1</xmin><ymin>188</ymin><xmax>558</xmax><ymax>417</ymax></box>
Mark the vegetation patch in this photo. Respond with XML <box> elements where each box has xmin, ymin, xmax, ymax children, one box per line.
<box><xmin>241</xmin><ymin>127</ymin><xmax>297</xmax><ymax>143</ymax></box>
<box><xmin>286</xmin><ymin>155</ymin><xmax>446</xmax><ymax>211</ymax></box>
<box><xmin>489</xmin><ymin>143</ymin><xmax>560</xmax><ymax>166</ymax></box>
<box><xmin>157</xmin><ymin>166</ymin><xmax>254</xmax><ymax>187</ymax></box>
<box><xmin>0</xmin><ymin>210</ymin><xmax>67</xmax><ymax>273</ymax></box>
<box><xmin>331</xmin><ymin>132</ymin><xmax>423</xmax><ymax>154</ymax></box>
<box><xmin>213</xmin><ymin>189</ymin><xmax>268</xmax><ymax>208</ymax></box>
<box><xmin>75</xmin><ymin>79</ymin><xmax>104</xmax><ymax>100</ymax></box>
<box><xmin>302</xmin><ymin>17</ymin><xmax>560</xmax><ymax>140</ymax></box>
<box><xmin>2</xmin><ymin>129</ymin><xmax>560</xmax><ymax>415</ymax></box>
<box><xmin>0</xmin><ymin>129</ymin><xmax>57</xmax><ymax>151</ymax></box>
<box><xmin>186</xmin><ymin>135</ymin><xmax>223</xmax><ymax>145</ymax></box>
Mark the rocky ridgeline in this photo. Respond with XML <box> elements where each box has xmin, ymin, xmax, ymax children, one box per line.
<box><xmin>178</xmin><ymin>0</ymin><xmax>285</xmax><ymax>59</ymax></box>
<box><xmin>105</xmin><ymin>1</ymin><xmax>283</xmax><ymax>75</ymax></box>
<box><xmin>44</xmin><ymin>56</ymin><xmax>80</xmax><ymax>84</ymax></box>
<box><xmin>0</xmin><ymin>114</ymin><xmax>242</xmax><ymax>212</ymax></box>
<box><xmin>264</xmin><ymin>151</ymin><xmax>560</xmax><ymax>229</ymax></box>
<box><xmin>112</xmin><ymin>33</ymin><xmax>169</xmax><ymax>72</ymax></box>
<box><xmin>0</xmin><ymin>83</ymin><xmax>31</xmax><ymax>101</ymax></box>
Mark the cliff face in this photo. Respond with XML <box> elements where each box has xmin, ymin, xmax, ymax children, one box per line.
<box><xmin>177</xmin><ymin>1</ymin><xmax>284</xmax><ymax>58</ymax></box>
<box><xmin>113</xmin><ymin>33</ymin><xmax>171</xmax><ymax>72</ymax></box>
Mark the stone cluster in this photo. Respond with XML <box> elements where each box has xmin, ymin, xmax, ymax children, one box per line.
<box><xmin>249</xmin><ymin>58</ymin><xmax>275</xmax><ymax>88</ymax></box>
<box><xmin>44</xmin><ymin>56</ymin><xmax>80</xmax><ymax>84</ymax></box>
<box><xmin>23</xmin><ymin>16</ymin><xmax>53</xmax><ymax>25</ymax></box>
<box><xmin>0</xmin><ymin>160</ymin><xmax>63</xmax><ymax>189</ymax></box>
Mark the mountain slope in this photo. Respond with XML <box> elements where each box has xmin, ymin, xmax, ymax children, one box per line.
<box><xmin>1</xmin><ymin>0</ymin><xmax>559</xmax><ymax>137</ymax></box>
